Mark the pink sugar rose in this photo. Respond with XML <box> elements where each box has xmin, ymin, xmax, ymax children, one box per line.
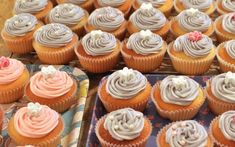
<box><xmin>0</xmin><ymin>56</ymin><xmax>10</xmax><ymax>69</ymax></box>
<box><xmin>188</xmin><ymin>31</ymin><xmax>203</xmax><ymax>42</ymax></box>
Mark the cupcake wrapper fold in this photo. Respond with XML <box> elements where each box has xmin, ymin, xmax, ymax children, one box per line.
<box><xmin>96</xmin><ymin>115</ymin><xmax>152</xmax><ymax>147</ymax></box>
<box><xmin>0</xmin><ymin>85</ymin><xmax>25</xmax><ymax>104</ymax></box>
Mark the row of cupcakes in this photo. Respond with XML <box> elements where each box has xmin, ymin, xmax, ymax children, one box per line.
<box><xmin>95</xmin><ymin>107</ymin><xmax>235</xmax><ymax>147</ymax></box>
<box><xmin>0</xmin><ymin>57</ymin><xmax>78</xmax><ymax>113</ymax></box>
<box><xmin>98</xmin><ymin>67</ymin><xmax>235</xmax><ymax>121</ymax></box>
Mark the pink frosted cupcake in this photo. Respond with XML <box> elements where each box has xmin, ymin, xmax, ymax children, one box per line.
<box><xmin>24</xmin><ymin>66</ymin><xmax>77</xmax><ymax>112</ymax></box>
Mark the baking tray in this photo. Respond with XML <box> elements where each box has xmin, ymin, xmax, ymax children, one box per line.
<box><xmin>86</xmin><ymin>74</ymin><xmax>216</xmax><ymax>147</ymax></box>
<box><xmin>0</xmin><ymin>65</ymin><xmax>89</xmax><ymax>147</ymax></box>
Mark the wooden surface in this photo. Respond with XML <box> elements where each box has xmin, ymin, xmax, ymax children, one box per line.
<box><xmin>0</xmin><ymin>1</ymin><xmax>222</xmax><ymax>147</ymax></box>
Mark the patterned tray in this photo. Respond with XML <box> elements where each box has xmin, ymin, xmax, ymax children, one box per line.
<box><xmin>0</xmin><ymin>65</ymin><xmax>89</xmax><ymax>147</ymax></box>
<box><xmin>86</xmin><ymin>74</ymin><xmax>216</xmax><ymax>147</ymax></box>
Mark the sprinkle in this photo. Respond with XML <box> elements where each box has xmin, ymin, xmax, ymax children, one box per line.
<box><xmin>27</xmin><ymin>102</ymin><xmax>42</xmax><ymax>117</ymax></box>
<box><xmin>140</xmin><ymin>3</ymin><xmax>153</xmax><ymax>10</ymax></box>
<box><xmin>224</xmin><ymin>71</ymin><xmax>235</xmax><ymax>86</ymax></box>
<box><xmin>129</xmin><ymin>124</ymin><xmax>134</xmax><ymax>129</ymax></box>
<box><xmin>41</xmin><ymin>65</ymin><xmax>57</xmax><ymax>79</ymax></box>
<box><xmin>139</xmin><ymin>30</ymin><xmax>153</xmax><ymax>40</ymax></box>
<box><xmin>90</xmin><ymin>30</ymin><xmax>103</xmax><ymax>39</ymax></box>
<box><xmin>194</xmin><ymin>133</ymin><xmax>199</xmax><ymax>138</ymax></box>
<box><xmin>114</xmin><ymin>125</ymin><xmax>119</xmax><ymax>130</ymax></box>
<box><xmin>172</xmin><ymin>124</ymin><xmax>178</xmax><ymax>130</ymax></box>
<box><xmin>172</xmin><ymin>76</ymin><xmax>187</xmax><ymax>91</ymax></box>
<box><xmin>188</xmin><ymin>31</ymin><xmax>203</xmax><ymax>42</ymax></box>
<box><xmin>109</xmin><ymin>115</ymin><xmax>114</xmax><ymax>121</ymax></box>
<box><xmin>180</xmin><ymin>122</ymin><xmax>187</xmax><ymax>127</ymax></box>
<box><xmin>186</xmin><ymin>8</ymin><xmax>198</xmax><ymax>16</ymax></box>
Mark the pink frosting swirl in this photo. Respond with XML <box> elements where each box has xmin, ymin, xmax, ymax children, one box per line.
<box><xmin>30</xmin><ymin>70</ymin><xmax>73</xmax><ymax>98</ymax></box>
<box><xmin>14</xmin><ymin>105</ymin><xmax>59</xmax><ymax>138</ymax></box>
<box><xmin>0</xmin><ymin>58</ymin><xmax>24</xmax><ymax>84</ymax></box>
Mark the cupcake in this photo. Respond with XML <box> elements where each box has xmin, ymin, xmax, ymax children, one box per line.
<box><xmin>157</xmin><ymin>120</ymin><xmax>213</xmax><ymax>147</ymax></box>
<box><xmin>170</xmin><ymin>8</ymin><xmax>214</xmax><ymax>38</ymax></box>
<box><xmin>217</xmin><ymin>40</ymin><xmax>235</xmax><ymax>72</ymax></box>
<box><xmin>56</xmin><ymin>0</ymin><xmax>94</xmax><ymax>13</ymax></box>
<box><xmin>0</xmin><ymin>106</ymin><xmax>3</xmax><ymax>133</ymax></box>
<box><xmin>13</xmin><ymin>0</ymin><xmax>53</xmax><ymax>21</ymax></box>
<box><xmin>98</xmin><ymin>67</ymin><xmax>151</xmax><ymax>112</ymax></box>
<box><xmin>45</xmin><ymin>3</ymin><xmax>89</xmax><ymax>37</ymax></box>
<box><xmin>96</xmin><ymin>108</ymin><xmax>152</xmax><ymax>146</ymax></box>
<box><xmin>151</xmin><ymin>75</ymin><xmax>205</xmax><ymax>121</ymax></box>
<box><xmin>24</xmin><ymin>66</ymin><xmax>77</xmax><ymax>112</ymax></box>
<box><xmin>217</xmin><ymin>0</ymin><xmax>235</xmax><ymax>15</ymax></box>
<box><xmin>127</xmin><ymin>3</ymin><xmax>170</xmax><ymax>39</ymax></box>
<box><xmin>8</xmin><ymin>102</ymin><xmax>64</xmax><ymax>146</ymax></box>
<box><xmin>174</xmin><ymin>0</ymin><xmax>216</xmax><ymax>16</ymax></box>
<box><xmin>1</xmin><ymin>13</ymin><xmax>43</xmax><ymax>54</ymax></box>
<box><xmin>75</xmin><ymin>30</ymin><xmax>121</xmax><ymax>73</ymax></box>
<box><xmin>85</xmin><ymin>6</ymin><xmax>127</xmax><ymax>40</ymax></box>
<box><xmin>0</xmin><ymin>57</ymin><xmax>29</xmax><ymax>104</ymax></box>
<box><xmin>205</xmin><ymin>72</ymin><xmax>235</xmax><ymax>115</ymax></box>
<box><xmin>215</xmin><ymin>13</ymin><xmax>235</xmax><ymax>43</ymax></box>
<box><xmin>33</xmin><ymin>23</ymin><xmax>78</xmax><ymax>64</ymax></box>
<box><xmin>168</xmin><ymin>31</ymin><xmax>216</xmax><ymax>75</ymax></box>
<box><xmin>94</xmin><ymin>0</ymin><xmax>133</xmax><ymax>18</ymax></box>
<box><xmin>122</xmin><ymin>30</ymin><xmax>167</xmax><ymax>73</ymax></box>
<box><xmin>133</xmin><ymin>0</ymin><xmax>173</xmax><ymax>17</ymax></box>
<box><xmin>209</xmin><ymin>110</ymin><xmax>235</xmax><ymax>147</ymax></box>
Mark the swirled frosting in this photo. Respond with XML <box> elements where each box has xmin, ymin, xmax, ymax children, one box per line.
<box><xmin>14</xmin><ymin>0</ymin><xmax>48</xmax><ymax>14</ymax></box>
<box><xmin>211</xmin><ymin>72</ymin><xmax>235</xmax><ymax>103</ymax></box>
<box><xmin>160</xmin><ymin>76</ymin><xmax>199</xmax><ymax>106</ymax></box>
<box><xmin>104</xmin><ymin>108</ymin><xmax>144</xmax><ymax>141</ymax></box>
<box><xmin>48</xmin><ymin>3</ymin><xmax>85</xmax><ymax>26</ymax></box>
<box><xmin>0</xmin><ymin>58</ymin><xmax>24</xmax><ymax>85</ymax></box>
<box><xmin>66</xmin><ymin>0</ymin><xmax>87</xmax><ymax>4</ymax></box>
<box><xmin>88</xmin><ymin>7</ymin><xmax>124</xmax><ymax>31</ymax></box>
<box><xmin>126</xmin><ymin>30</ymin><xmax>163</xmax><ymax>55</ymax></box>
<box><xmin>30</xmin><ymin>66</ymin><xmax>73</xmax><ymax>98</ymax></box>
<box><xmin>180</xmin><ymin>0</ymin><xmax>213</xmax><ymax>11</ymax></box>
<box><xmin>82</xmin><ymin>30</ymin><xmax>117</xmax><ymax>56</ymax></box>
<box><xmin>34</xmin><ymin>23</ymin><xmax>73</xmax><ymax>48</ymax></box>
<box><xmin>106</xmin><ymin>67</ymin><xmax>147</xmax><ymax>99</ymax></box>
<box><xmin>173</xmin><ymin>32</ymin><xmax>213</xmax><ymax>58</ymax></box>
<box><xmin>219</xmin><ymin>110</ymin><xmax>235</xmax><ymax>141</ymax></box>
<box><xmin>166</xmin><ymin>120</ymin><xmax>208</xmax><ymax>147</ymax></box>
<box><xmin>130</xmin><ymin>3</ymin><xmax>166</xmax><ymax>31</ymax></box>
<box><xmin>14</xmin><ymin>103</ymin><xmax>59</xmax><ymax>138</ymax></box>
<box><xmin>97</xmin><ymin>0</ymin><xmax>125</xmax><ymax>7</ymax></box>
<box><xmin>4</xmin><ymin>13</ymin><xmax>38</xmax><ymax>37</ymax></box>
<box><xmin>177</xmin><ymin>8</ymin><xmax>211</xmax><ymax>32</ymax></box>
<box><xmin>221</xmin><ymin>0</ymin><xmax>235</xmax><ymax>12</ymax></box>
<box><xmin>136</xmin><ymin>0</ymin><xmax>166</xmax><ymax>8</ymax></box>
<box><xmin>225</xmin><ymin>40</ymin><xmax>235</xmax><ymax>59</ymax></box>
<box><xmin>222</xmin><ymin>13</ymin><xmax>235</xmax><ymax>35</ymax></box>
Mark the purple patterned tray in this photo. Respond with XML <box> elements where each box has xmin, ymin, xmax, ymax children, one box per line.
<box><xmin>86</xmin><ymin>75</ymin><xmax>216</xmax><ymax>147</ymax></box>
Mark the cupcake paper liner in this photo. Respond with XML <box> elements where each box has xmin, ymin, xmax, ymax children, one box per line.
<box><xmin>205</xmin><ymin>82</ymin><xmax>235</xmax><ymax>115</ymax></box>
<box><xmin>121</xmin><ymin>42</ymin><xmax>167</xmax><ymax>73</ymax></box>
<box><xmin>95</xmin><ymin>115</ymin><xmax>152</xmax><ymax>147</ymax></box>
<box><xmin>216</xmin><ymin>43</ymin><xmax>235</xmax><ymax>72</ymax></box>
<box><xmin>8</xmin><ymin>116</ymin><xmax>64</xmax><ymax>146</ymax></box>
<box><xmin>151</xmin><ymin>83</ymin><xmax>206</xmax><ymax>121</ymax></box>
<box><xmin>33</xmin><ymin>34</ymin><xmax>78</xmax><ymax>65</ymax></box>
<box><xmin>24</xmin><ymin>80</ymin><xmax>78</xmax><ymax>113</ymax></box>
<box><xmin>167</xmin><ymin>42</ymin><xmax>215</xmax><ymax>75</ymax></box>
<box><xmin>75</xmin><ymin>41</ymin><xmax>121</xmax><ymax>73</ymax></box>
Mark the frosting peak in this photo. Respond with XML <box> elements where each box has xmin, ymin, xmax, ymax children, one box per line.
<box><xmin>14</xmin><ymin>0</ymin><xmax>48</xmax><ymax>14</ymax></box>
<box><xmin>104</xmin><ymin>108</ymin><xmax>144</xmax><ymax>141</ymax></box>
<box><xmin>97</xmin><ymin>0</ymin><xmax>126</xmax><ymax>7</ymax></box>
<box><xmin>225</xmin><ymin>40</ymin><xmax>235</xmax><ymax>59</ymax></box>
<box><xmin>137</xmin><ymin>0</ymin><xmax>166</xmax><ymax>8</ymax></box>
<box><xmin>219</xmin><ymin>111</ymin><xmax>235</xmax><ymax>141</ymax></box>
<box><xmin>106</xmin><ymin>67</ymin><xmax>147</xmax><ymax>99</ymax></box>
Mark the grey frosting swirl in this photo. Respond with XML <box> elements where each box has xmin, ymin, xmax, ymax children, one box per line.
<box><xmin>34</xmin><ymin>23</ymin><xmax>73</xmax><ymax>48</ymax></box>
<box><xmin>48</xmin><ymin>3</ymin><xmax>85</xmax><ymax>26</ymax></box>
<box><xmin>173</xmin><ymin>33</ymin><xmax>213</xmax><ymax>58</ymax></box>
<box><xmin>106</xmin><ymin>67</ymin><xmax>147</xmax><ymax>99</ymax></box>
<box><xmin>104</xmin><ymin>108</ymin><xmax>144</xmax><ymax>141</ymax></box>
<box><xmin>225</xmin><ymin>40</ymin><xmax>235</xmax><ymax>59</ymax></box>
<box><xmin>88</xmin><ymin>7</ymin><xmax>125</xmax><ymax>31</ymax></box>
<box><xmin>177</xmin><ymin>9</ymin><xmax>211</xmax><ymax>32</ymax></box>
<box><xmin>14</xmin><ymin>0</ymin><xmax>48</xmax><ymax>14</ymax></box>
<box><xmin>211</xmin><ymin>72</ymin><xmax>235</xmax><ymax>103</ymax></box>
<box><xmin>180</xmin><ymin>0</ymin><xmax>213</xmax><ymax>11</ymax></box>
<box><xmin>129</xmin><ymin>3</ymin><xmax>166</xmax><ymax>31</ymax></box>
<box><xmin>66</xmin><ymin>0</ymin><xmax>86</xmax><ymax>4</ymax></box>
<box><xmin>97</xmin><ymin>0</ymin><xmax>125</xmax><ymax>7</ymax></box>
<box><xmin>4</xmin><ymin>13</ymin><xmax>38</xmax><ymax>37</ymax></box>
<box><xmin>166</xmin><ymin>120</ymin><xmax>208</xmax><ymax>147</ymax></box>
<box><xmin>81</xmin><ymin>30</ymin><xmax>117</xmax><ymax>56</ymax></box>
<box><xmin>221</xmin><ymin>0</ymin><xmax>235</xmax><ymax>12</ymax></box>
<box><xmin>160</xmin><ymin>76</ymin><xmax>199</xmax><ymax>106</ymax></box>
<box><xmin>136</xmin><ymin>0</ymin><xmax>166</xmax><ymax>8</ymax></box>
<box><xmin>126</xmin><ymin>30</ymin><xmax>163</xmax><ymax>55</ymax></box>
<box><xmin>219</xmin><ymin>111</ymin><xmax>235</xmax><ymax>141</ymax></box>
<box><xmin>222</xmin><ymin>13</ymin><xmax>235</xmax><ymax>35</ymax></box>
